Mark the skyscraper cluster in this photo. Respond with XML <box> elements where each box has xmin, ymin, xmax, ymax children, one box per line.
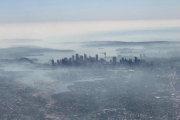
<box><xmin>52</xmin><ymin>54</ymin><xmax>102</xmax><ymax>67</ymax></box>
<box><xmin>52</xmin><ymin>53</ymin><xmax>145</xmax><ymax>67</ymax></box>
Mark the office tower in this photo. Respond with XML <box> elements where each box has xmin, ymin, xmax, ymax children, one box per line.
<box><xmin>134</xmin><ymin>57</ymin><xmax>138</xmax><ymax>63</ymax></box>
<box><xmin>96</xmin><ymin>54</ymin><xmax>98</xmax><ymax>62</ymax></box>
<box><xmin>104</xmin><ymin>53</ymin><xmax>106</xmax><ymax>61</ymax></box>
<box><xmin>100</xmin><ymin>58</ymin><xmax>105</xmax><ymax>63</ymax></box>
<box><xmin>72</xmin><ymin>55</ymin><xmax>75</xmax><ymax>61</ymax></box>
<box><xmin>120</xmin><ymin>57</ymin><xmax>124</xmax><ymax>64</ymax></box>
<box><xmin>57</xmin><ymin>60</ymin><xmax>60</xmax><ymax>65</ymax></box>
<box><xmin>84</xmin><ymin>54</ymin><xmax>87</xmax><ymax>61</ymax></box>
<box><xmin>122</xmin><ymin>57</ymin><xmax>125</xmax><ymax>61</ymax></box>
<box><xmin>62</xmin><ymin>58</ymin><xmax>65</xmax><ymax>65</ymax></box>
<box><xmin>129</xmin><ymin>59</ymin><xmax>132</xmax><ymax>64</ymax></box>
<box><xmin>52</xmin><ymin>59</ymin><xmax>55</xmax><ymax>66</ymax></box>
<box><xmin>76</xmin><ymin>54</ymin><xmax>79</xmax><ymax>61</ymax></box>
<box><xmin>113</xmin><ymin>57</ymin><xmax>117</xmax><ymax>65</ymax></box>
<box><xmin>69</xmin><ymin>58</ymin><xmax>72</xmax><ymax>62</ymax></box>
<box><xmin>62</xmin><ymin>58</ymin><xmax>68</xmax><ymax>65</ymax></box>
<box><xmin>69</xmin><ymin>58</ymin><xmax>72</xmax><ymax>65</ymax></box>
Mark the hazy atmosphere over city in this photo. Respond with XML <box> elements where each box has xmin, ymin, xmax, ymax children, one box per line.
<box><xmin>1</xmin><ymin>0</ymin><xmax>180</xmax><ymax>120</ymax></box>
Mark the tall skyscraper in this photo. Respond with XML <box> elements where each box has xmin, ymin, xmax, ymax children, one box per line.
<box><xmin>69</xmin><ymin>58</ymin><xmax>72</xmax><ymax>65</ymax></box>
<box><xmin>122</xmin><ymin>57</ymin><xmax>125</xmax><ymax>61</ymax></box>
<box><xmin>134</xmin><ymin>57</ymin><xmax>138</xmax><ymax>63</ymax></box>
<box><xmin>84</xmin><ymin>54</ymin><xmax>87</xmax><ymax>61</ymax></box>
<box><xmin>113</xmin><ymin>57</ymin><xmax>117</xmax><ymax>65</ymax></box>
<box><xmin>57</xmin><ymin>60</ymin><xmax>60</xmax><ymax>65</ymax></box>
<box><xmin>72</xmin><ymin>55</ymin><xmax>75</xmax><ymax>61</ymax></box>
<box><xmin>52</xmin><ymin>59</ymin><xmax>55</xmax><ymax>66</ymax></box>
<box><xmin>129</xmin><ymin>59</ymin><xmax>132</xmax><ymax>65</ymax></box>
<box><xmin>96</xmin><ymin>54</ymin><xmax>98</xmax><ymax>62</ymax></box>
<box><xmin>104</xmin><ymin>53</ymin><xmax>106</xmax><ymax>61</ymax></box>
<box><xmin>76</xmin><ymin>54</ymin><xmax>79</xmax><ymax>61</ymax></box>
<box><xmin>69</xmin><ymin>58</ymin><xmax>72</xmax><ymax>62</ymax></box>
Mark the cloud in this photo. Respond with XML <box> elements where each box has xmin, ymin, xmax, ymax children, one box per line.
<box><xmin>0</xmin><ymin>39</ymin><xmax>42</xmax><ymax>43</ymax></box>
<box><xmin>0</xmin><ymin>20</ymin><xmax>180</xmax><ymax>47</ymax></box>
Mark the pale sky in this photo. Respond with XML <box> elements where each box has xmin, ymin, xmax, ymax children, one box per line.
<box><xmin>0</xmin><ymin>0</ymin><xmax>180</xmax><ymax>23</ymax></box>
<box><xmin>0</xmin><ymin>0</ymin><xmax>180</xmax><ymax>48</ymax></box>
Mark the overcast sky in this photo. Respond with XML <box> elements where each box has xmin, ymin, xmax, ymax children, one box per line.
<box><xmin>1</xmin><ymin>0</ymin><xmax>180</xmax><ymax>23</ymax></box>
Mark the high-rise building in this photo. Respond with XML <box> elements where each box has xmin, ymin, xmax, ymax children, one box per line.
<box><xmin>52</xmin><ymin>59</ymin><xmax>55</xmax><ymax>66</ymax></box>
<box><xmin>113</xmin><ymin>57</ymin><xmax>117</xmax><ymax>65</ymax></box>
<box><xmin>96</xmin><ymin>54</ymin><xmax>98</xmax><ymax>62</ymax></box>
<box><xmin>122</xmin><ymin>57</ymin><xmax>125</xmax><ymax>61</ymax></box>
<box><xmin>104</xmin><ymin>53</ymin><xmax>106</xmax><ymax>61</ymax></box>
<box><xmin>72</xmin><ymin>55</ymin><xmax>75</xmax><ymax>61</ymax></box>
<box><xmin>84</xmin><ymin>54</ymin><xmax>87</xmax><ymax>61</ymax></box>
<box><xmin>129</xmin><ymin>59</ymin><xmax>132</xmax><ymax>65</ymax></box>
<box><xmin>76</xmin><ymin>54</ymin><xmax>79</xmax><ymax>61</ymax></box>
<box><xmin>69</xmin><ymin>58</ymin><xmax>72</xmax><ymax>62</ymax></box>
<box><xmin>62</xmin><ymin>58</ymin><xmax>68</xmax><ymax>65</ymax></box>
<box><xmin>134</xmin><ymin>57</ymin><xmax>138</xmax><ymax>63</ymax></box>
<box><xmin>69</xmin><ymin>58</ymin><xmax>72</xmax><ymax>65</ymax></box>
<box><xmin>62</xmin><ymin>58</ymin><xmax>65</xmax><ymax>65</ymax></box>
<box><xmin>57</xmin><ymin>60</ymin><xmax>60</xmax><ymax>65</ymax></box>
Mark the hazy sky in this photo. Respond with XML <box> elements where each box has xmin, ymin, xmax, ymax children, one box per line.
<box><xmin>0</xmin><ymin>0</ymin><xmax>180</xmax><ymax>48</ymax></box>
<box><xmin>1</xmin><ymin>0</ymin><xmax>180</xmax><ymax>23</ymax></box>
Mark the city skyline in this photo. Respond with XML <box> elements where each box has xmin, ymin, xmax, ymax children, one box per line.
<box><xmin>1</xmin><ymin>1</ymin><xmax>180</xmax><ymax>119</ymax></box>
<box><xmin>51</xmin><ymin>53</ymin><xmax>146</xmax><ymax>67</ymax></box>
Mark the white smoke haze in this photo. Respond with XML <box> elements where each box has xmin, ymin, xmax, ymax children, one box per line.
<box><xmin>1</xmin><ymin>0</ymin><xmax>180</xmax><ymax>118</ymax></box>
<box><xmin>0</xmin><ymin>39</ymin><xmax>180</xmax><ymax>119</ymax></box>
<box><xmin>1</xmin><ymin>19</ymin><xmax>180</xmax><ymax>119</ymax></box>
<box><xmin>0</xmin><ymin>20</ymin><xmax>180</xmax><ymax>48</ymax></box>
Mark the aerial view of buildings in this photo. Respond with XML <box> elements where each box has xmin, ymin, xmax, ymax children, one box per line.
<box><xmin>1</xmin><ymin>0</ymin><xmax>180</xmax><ymax>120</ymax></box>
<box><xmin>52</xmin><ymin>53</ymin><xmax>146</xmax><ymax>68</ymax></box>
<box><xmin>1</xmin><ymin>50</ymin><xmax>180</xmax><ymax>119</ymax></box>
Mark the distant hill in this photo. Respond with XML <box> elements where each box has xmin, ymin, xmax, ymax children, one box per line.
<box><xmin>0</xmin><ymin>46</ymin><xmax>75</xmax><ymax>59</ymax></box>
<box><xmin>82</xmin><ymin>41</ymin><xmax>180</xmax><ymax>47</ymax></box>
<box><xmin>0</xmin><ymin>46</ymin><xmax>75</xmax><ymax>53</ymax></box>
